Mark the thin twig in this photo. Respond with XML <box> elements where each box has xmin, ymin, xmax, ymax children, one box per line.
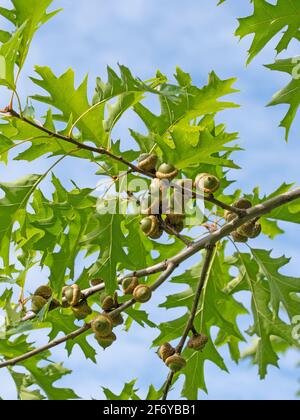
<box><xmin>162</xmin><ymin>246</ymin><xmax>216</xmax><ymax>400</ymax></box>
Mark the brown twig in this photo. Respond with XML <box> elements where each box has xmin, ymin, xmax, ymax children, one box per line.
<box><xmin>162</xmin><ymin>246</ymin><xmax>216</xmax><ymax>400</ymax></box>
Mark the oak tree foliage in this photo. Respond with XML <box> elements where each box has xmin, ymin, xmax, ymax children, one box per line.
<box><xmin>0</xmin><ymin>0</ymin><xmax>299</xmax><ymax>400</ymax></box>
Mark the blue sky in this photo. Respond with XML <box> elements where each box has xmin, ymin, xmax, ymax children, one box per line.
<box><xmin>0</xmin><ymin>0</ymin><xmax>299</xmax><ymax>400</ymax></box>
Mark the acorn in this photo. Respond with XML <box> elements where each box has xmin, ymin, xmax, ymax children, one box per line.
<box><xmin>91</xmin><ymin>314</ymin><xmax>113</xmax><ymax>338</ymax></box>
<box><xmin>34</xmin><ymin>285</ymin><xmax>52</xmax><ymax>300</ymax></box>
<box><xmin>100</xmin><ymin>294</ymin><xmax>115</xmax><ymax>311</ymax></box>
<box><xmin>224</xmin><ymin>211</ymin><xmax>236</xmax><ymax>223</ymax></box>
<box><xmin>165</xmin><ymin>354</ymin><xmax>186</xmax><ymax>372</ymax></box>
<box><xmin>31</xmin><ymin>295</ymin><xmax>47</xmax><ymax>313</ymax></box>
<box><xmin>133</xmin><ymin>285</ymin><xmax>152</xmax><ymax>303</ymax></box>
<box><xmin>231</xmin><ymin>231</ymin><xmax>248</xmax><ymax>243</ymax></box>
<box><xmin>62</xmin><ymin>284</ymin><xmax>82</xmax><ymax>307</ymax></box>
<box><xmin>238</xmin><ymin>221</ymin><xmax>262</xmax><ymax>239</ymax></box>
<box><xmin>122</xmin><ymin>277</ymin><xmax>139</xmax><ymax>296</ymax></box>
<box><xmin>158</xmin><ymin>343</ymin><xmax>176</xmax><ymax>362</ymax></box>
<box><xmin>140</xmin><ymin>215</ymin><xmax>163</xmax><ymax>240</ymax></box>
<box><xmin>165</xmin><ymin>219</ymin><xmax>185</xmax><ymax>235</ymax></box>
<box><xmin>194</xmin><ymin>173</ymin><xmax>220</xmax><ymax>194</ymax></box>
<box><xmin>138</xmin><ymin>153</ymin><xmax>158</xmax><ymax>173</ymax></box>
<box><xmin>233</xmin><ymin>198</ymin><xmax>252</xmax><ymax>210</ymax></box>
<box><xmin>95</xmin><ymin>332</ymin><xmax>117</xmax><ymax>350</ymax></box>
<box><xmin>110</xmin><ymin>312</ymin><xmax>124</xmax><ymax>327</ymax></box>
<box><xmin>187</xmin><ymin>334</ymin><xmax>209</xmax><ymax>351</ymax></box>
<box><xmin>156</xmin><ymin>163</ymin><xmax>178</xmax><ymax>181</ymax></box>
<box><xmin>71</xmin><ymin>301</ymin><xmax>92</xmax><ymax>320</ymax></box>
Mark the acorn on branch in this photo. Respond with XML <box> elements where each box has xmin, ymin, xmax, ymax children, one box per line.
<box><xmin>231</xmin><ymin>231</ymin><xmax>248</xmax><ymax>243</ymax></box>
<box><xmin>158</xmin><ymin>343</ymin><xmax>176</xmax><ymax>362</ymax></box>
<box><xmin>194</xmin><ymin>173</ymin><xmax>220</xmax><ymax>194</ymax></box>
<box><xmin>233</xmin><ymin>198</ymin><xmax>252</xmax><ymax>210</ymax></box>
<box><xmin>100</xmin><ymin>293</ymin><xmax>115</xmax><ymax>311</ymax></box>
<box><xmin>62</xmin><ymin>284</ymin><xmax>82</xmax><ymax>307</ymax></box>
<box><xmin>138</xmin><ymin>153</ymin><xmax>158</xmax><ymax>173</ymax></box>
<box><xmin>31</xmin><ymin>285</ymin><xmax>53</xmax><ymax>313</ymax></box>
<box><xmin>133</xmin><ymin>285</ymin><xmax>152</xmax><ymax>303</ymax></box>
<box><xmin>122</xmin><ymin>277</ymin><xmax>139</xmax><ymax>296</ymax></box>
<box><xmin>71</xmin><ymin>301</ymin><xmax>92</xmax><ymax>320</ymax></box>
<box><xmin>95</xmin><ymin>332</ymin><xmax>117</xmax><ymax>350</ymax></box>
<box><xmin>156</xmin><ymin>163</ymin><xmax>178</xmax><ymax>181</ymax></box>
<box><xmin>140</xmin><ymin>215</ymin><xmax>163</xmax><ymax>240</ymax></box>
<box><xmin>238</xmin><ymin>221</ymin><xmax>262</xmax><ymax>239</ymax></box>
<box><xmin>187</xmin><ymin>334</ymin><xmax>209</xmax><ymax>352</ymax></box>
<box><xmin>111</xmin><ymin>312</ymin><xmax>124</xmax><ymax>327</ymax></box>
<box><xmin>31</xmin><ymin>295</ymin><xmax>48</xmax><ymax>314</ymax></box>
<box><xmin>91</xmin><ymin>314</ymin><xmax>113</xmax><ymax>338</ymax></box>
<box><xmin>34</xmin><ymin>285</ymin><xmax>52</xmax><ymax>300</ymax></box>
<box><xmin>224</xmin><ymin>211</ymin><xmax>237</xmax><ymax>223</ymax></box>
<box><xmin>165</xmin><ymin>354</ymin><xmax>186</xmax><ymax>372</ymax></box>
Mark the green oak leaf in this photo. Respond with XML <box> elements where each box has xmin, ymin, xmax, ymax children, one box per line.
<box><xmin>238</xmin><ymin>252</ymin><xmax>299</xmax><ymax>379</ymax></box>
<box><xmin>102</xmin><ymin>379</ymin><xmax>140</xmax><ymax>401</ymax></box>
<box><xmin>236</xmin><ymin>0</ymin><xmax>300</xmax><ymax>64</ymax></box>
<box><xmin>266</xmin><ymin>58</ymin><xmax>300</xmax><ymax>140</ymax></box>
<box><xmin>251</xmin><ymin>248</ymin><xmax>300</xmax><ymax>320</ymax></box>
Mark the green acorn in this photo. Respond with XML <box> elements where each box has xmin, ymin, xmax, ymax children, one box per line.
<box><xmin>158</xmin><ymin>343</ymin><xmax>176</xmax><ymax>362</ymax></box>
<box><xmin>34</xmin><ymin>285</ymin><xmax>52</xmax><ymax>300</ymax></box>
<box><xmin>165</xmin><ymin>354</ymin><xmax>186</xmax><ymax>372</ymax></box>
<box><xmin>122</xmin><ymin>277</ymin><xmax>139</xmax><ymax>296</ymax></box>
<box><xmin>133</xmin><ymin>285</ymin><xmax>152</xmax><ymax>303</ymax></box>
<box><xmin>91</xmin><ymin>314</ymin><xmax>113</xmax><ymax>338</ymax></box>
<box><xmin>140</xmin><ymin>216</ymin><xmax>163</xmax><ymax>240</ymax></box>
<box><xmin>110</xmin><ymin>312</ymin><xmax>124</xmax><ymax>327</ymax></box>
<box><xmin>71</xmin><ymin>301</ymin><xmax>92</xmax><ymax>320</ymax></box>
<box><xmin>31</xmin><ymin>295</ymin><xmax>47</xmax><ymax>314</ymax></box>
<box><xmin>187</xmin><ymin>334</ymin><xmax>209</xmax><ymax>351</ymax></box>
<box><xmin>100</xmin><ymin>294</ymin><xmax>115</xmax><ymax>311</ymax></box>
<box><xmin>138</xmin><ymin>153</ymin><xmax>158</xmax><ymax>173</ymax></box>
<box><xmin>238</xmin><ymin>221</ymin><xmax>262</xmax><ymax>239</ymax></box>
<box><xmin>231</xmin><ymin>231</ymin><xmax>248</xmax><ymax>243</ymax></box>
<box><xmin>194</xmin><ymin>173</ymin><xmax>220</xmax><ymax>194</ymax></box>
<box><xmin>156</xmin><ymin>163</ymin><xmax>178</xmax><ymax>181</ymax></box>
<box><xmin>95</xmin><ymin>332</ymin><xmax>117</xmax><ymax>349</ymax></box>
<box><xmin>233</xmin><ymin>198</ymin><xmax>252</xmax><ymax>210</ymax></box>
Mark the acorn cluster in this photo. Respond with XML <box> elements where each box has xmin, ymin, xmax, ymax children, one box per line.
<box><xmin>158</xmin><ymin>334</ymin><xmax>209</xmax><ymax>372</ymax></box>
<box><xmin>138</xmin><ymin>153</ymin><xmax>220</xmax><ymax>240</ymax></box>
<box><xmin>224</xmin><ymin>198</ymin><xmax>262</xmax><ymax>243</ymax></box>
<box><xmin>62</xmin><ymin>284</ymin><xmax>92</xmax><ymax>320</ymax></box>
<box><xmin>122</xmin><ymin>276</ymin><xmax>152</xmax><ymax>303</ymax></box>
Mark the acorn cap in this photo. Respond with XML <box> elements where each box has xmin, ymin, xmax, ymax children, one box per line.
<box><xmin>231</xmin><ymin>231</ymin><xmax>248</xmax><ymax>243</ymax></box>
<box><xmin>138</xmin><ymin>153</ymin><xmax>158</xmax><ymax>173</ymax></box>
<box><xmin>233</xmin><ymin>198</ymin><xmax>252</xmax><ymax>210</ymax></box>
<box><xmin>140</xmin><ymin>216</ymin><xmax>159</xmax><ymax>237</ymax></box>
<box><xmin>62</xmin><ymin>284</ymin><xmax>82</xmax><ymax>307</ymax></box>
<box><xmin>166</xmin><ymin>213</ymin><xmax>185</xmax><ymax>226</ymax></box>
<box><xmin>149</xmin><ymin>226</ymin><xmax>163</xmax><ymax>240</ymax></box>
<box><xmin>187</xmin><ymin>334</ymin><xmax>209</xmax><ymax>351</ymax></box>
<box><xmin>133</xmin><ymin>285</ymin><xmax>152</xmax><ymax>303</ymax></box>
<box><xmin>195</xmin><ymin>173</ymin><xmax>220</xmax><ymax>194</ymax></box>
<box><xmin>95</xmin><ymin>332</ymin><xmax>117</xmax><ymax>349</ymax></box>
<box><xmin>71</xmin><ymin>301</ymin><xmax>92</xmax><ymax>320</ymax></box>
<box><xmin>224</xmin><ymin>211</ymin><xmax>236</xmax><ymax>223</ymax></box>
<box><xmin>91</xmin><ymin>314</ymin><xmax>113</xmax><ymax>338</ymax></box>
<box><xmin>100</xmin><ymin>294</ymin><xmax>115</xmax><ymax>311</ymax></box>
<box><xmin>241</xmin><ymin>222</ymin><xmax>262</xmax><ymax>239</ymax></box>
<box><xmin>165</xmin><ymin>354</ymin><xmax>186</xmax><ymax>372</ymax></box>
<box><xmin>158</xmin><ymin>343</ymin><xmax>176</xmax><ymax>362</ymax></box>
<box><xmin>156</xmin><ymin>163</ymin><xmax>178</xmax><ymax>181</ymax></box>
<box><xmin>110</xmin><ymin>312</ymin><xmax>124</xmax><ymax>327</ymax></box>
<box><xmin>31</xmin><ymin>295</ymin><xmax>47</xmax><ymax>314</ymax></box>
<box><xmin>34</xmin><ymin>285</ymin><xmax>52</xmax><ymax>300</ymax></box>
<box><xmin>122</xmin><ymin>277</ymin><xmax>139</xmax><ymax>295</ymax></box>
